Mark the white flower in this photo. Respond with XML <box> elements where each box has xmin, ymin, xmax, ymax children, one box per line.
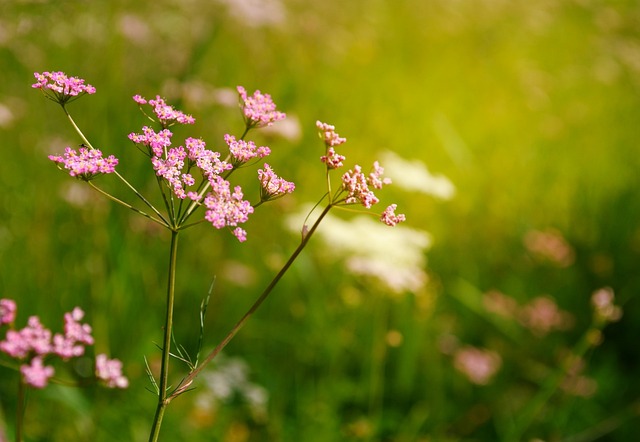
<box><xmin>380</xmin><ymin>150</ymin><xmax>455</xmax><ymax>200</ymax></box>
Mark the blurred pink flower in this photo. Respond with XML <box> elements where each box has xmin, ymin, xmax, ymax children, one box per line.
<box><xmin>20</xmin><ymin>357</ymin><xmax>55</xmax><ymax>389</ymax></box>
<box><xmin>591</xmin><ymin>287</ymin><xmax>622</xmax><ymax>323</ymax></box>
<box><xmin>524</xmin><ymin>228</ymin><xmax>575</xmax><ymax>267</ymax></box>
<box><xmin>0</xmin><ymin>299</ymin><xmax>16</xmax><ymax>325</ymax></box>
<box><xmin>518</xmin><ymin>296</ymin><xmax>573</xmax><ymax>336</ymax></box>
<box><xmin>96</xmin><ymin>354</ymin><xmax>129</xmax><ymax>389</ymax></box>
<box><xmin>453</xmin><ymin>346</ymin><xmax>502</xmax><ymax>385</ymax></box>
<box><xmin>482</xmin><ymin>290</ymin><xmax>518</xmax><ymax>318</ymax></box>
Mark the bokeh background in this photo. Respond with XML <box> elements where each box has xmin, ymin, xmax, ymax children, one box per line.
<box><xmin>1</xmin><ymin>0</ymin><xmax>640</xmax><ymax>440</ymax></box>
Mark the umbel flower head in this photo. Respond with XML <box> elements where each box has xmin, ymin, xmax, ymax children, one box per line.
<box><xmin>49</xmin><ymin>146</ymin><xmax>119</xmax><ymax>181</ymax></box>
<box><xmin>237</xmin><ymin>86</ymin><xmax>286</xmax><ymax>129</ymax></box>
<box><xmin>32</xmin><ymin>71</ymin><xmax>96</xmax><ymax>105</ymax></box>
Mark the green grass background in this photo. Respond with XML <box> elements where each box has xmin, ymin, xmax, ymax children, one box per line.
<box><xmin>1</xmin><ymin>0</ymin><xmax>639</xmax><ymax>440</ymax></box>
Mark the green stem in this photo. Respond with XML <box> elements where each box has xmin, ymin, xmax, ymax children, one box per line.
<box><xmin>167</xmin><ymin>203</ymin><xmax>334</xmax><ymax>401</ymax></box>
<box><xmin>148</xmin><ymin>229</ymin><xmax>180</xmax><ymax>442</ymax></box>
<box><xmin>16</xmin><ymin>379</ymin><xmax>24</xmax><ymax>442</ymax></box>
<box><xmin>88</xmin><ymin>182</ymin><xmax>169</xmax><ymax>228</ymax></box>
<box><xmin>61</xmin><ymin>106</ymin><xmax>169</xmax><ymax>226</ymax></box>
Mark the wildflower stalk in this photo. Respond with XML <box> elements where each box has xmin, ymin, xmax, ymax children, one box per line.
<box><xmin>148</xmin><ymin>229</ymin><xmax>180</xmax><ymax>442</ymax></box>
<box><xmin>167</xmin><ymin>202</ymin><xmax>333</xmax><ymax>402</ymax></box>
<box><xmin>16</xmin><ymin>379</ymin><xmax>25</xmax><ymax>442</ymax></box>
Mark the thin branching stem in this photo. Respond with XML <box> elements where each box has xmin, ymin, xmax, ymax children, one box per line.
<box><xmin>167</xmin><ymin>203</ymin><xmax>333</xmax><ymax>402</ymax></box>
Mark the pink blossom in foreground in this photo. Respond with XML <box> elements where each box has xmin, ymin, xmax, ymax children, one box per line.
<box><xmin>133</xmin><ymin>95</ymin><xmax>195</xmax><ymax>126</ymax></box>
<box><xmin>237</xmin><ymin>86</ymin><xmax>286</xmax><ymax>128</ymax></box>
<box><xmin>316</xmin><ymin>121</ymin><xmax>346</xmax><ymax>147</ymax></box>
<box><xmin>151</xmin><ymin>146</ymin><xmax>189</xmax><ymax>199</ymax></box>
<box><xmin>20</xmin><ymin>357</ymin><xmax>55</xmax><ymax>389</ymax></box>
<box><xmin>380</xmin><ymin>204</ymin><xmax>406</xmax><ymax>226</ymax></box>
<box><xmin>518</xmin><ymin>296</ymin><xmax>573</xmax><ymax>336</ymax></box>
<box><xmin>0</xmin><ymin>298</ymin><xmax>16</xmax><ymax>325</ymax></box>
<box><xmin>0</xmin><ymin>316</ymin><xmax>52</xmax><ymax>358</ymax></box>
<box><xmin>32</xmin><ymin>71</ymin><xmax>96</xmax><ymax>104</ymax></box>
<box><xmin>204</xmin><ymin>176</ymin><xmax>254</xmax><ymax>242</ymax></box>
<box><xmin>225</xmin><ymin>134</ymin><xmax>271</xmax><ymax>165</ymax></box>
<box><xmin>96</xmin><ymin>354</ymin><xmax>129</xmax><ymax>388</ymax></box>
<box><xmin>258</xmin><ymin>163</ymin><xmax>295</xmax><ymax>201</ymax></box>
<box><xmin>49</xmin><ymin>147</ymin><xmax>118</xmax><ymax>180</ymax></box>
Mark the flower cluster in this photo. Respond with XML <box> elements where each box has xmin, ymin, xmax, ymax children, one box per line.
<box><xmin>32</xmin><ymin>71</ymin><xmax>96</xmax><ymax>105</ymax></box>
<box><xmin>258</xmin><ymin>163</ymin><xmax>296</xmax><ymax>201</ymax></box>
<box><xmin>225</xmin><ymin>134</ymin><xmax>271</xmax><ymax>166</ymax></box>
<box><xmin>127</xmin><ymin>90</ymin><xmax>293</xmax><ymax>241</ymax></box>
<box><xmin>315</xmin><ymin>121</ymin><xmax>404</xmax><ymax>226</ymax></box>
<box><xmin>133</xmin><ymin>95</ymin><xmax>195</xmax><ymax>127</ymax></box>
<box><xmin>237</xmin><ymin>86</ymin><xmax>286</xmax><ymax>128</ymax></box>
<box><xmin>49</xmin><ymin>146</ymin><xmax>119</xmax><ymax>180</ymax></box>
<box><xmin>0</xmin><ymin>299</ymin><xmax>127</xmax><ymax>389</ymax></box>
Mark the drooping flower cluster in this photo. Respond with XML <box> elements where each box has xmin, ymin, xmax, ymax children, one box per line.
<box><xmin>49</xmin><ymin>146</ymin><xmax>119</xmax><ymax>180</ymax></box>
<box><xmin>32</xmin><ymin>71</ymin><xmax>96</xmax><ymax>105</ymax></box>
<box><xmin>315</xmin><ymin>121</ymin><xmax>405</xmax><ymax>226</ymax></box>
<box><xmin>0</xmin><ymin>299</ymin><xmax>127</xmax><ymax>389</ymax></box>
<box><xmin>237</xmin><ymin>86</ymin><xmax>286</xmax><ymax>128</ymax></box>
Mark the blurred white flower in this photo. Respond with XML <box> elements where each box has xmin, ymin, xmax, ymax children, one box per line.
<box><xmin>287</xmin><ymin>206</ymin><xmax>431</xmax><ymax>293</ymax></box>
<box><xmin>195</xmin><ymin>354</ymin><xmax>269</xmax><ymax>419</ymax></box>
<box><xmin>380</xmin><ymin>150</ymin><xmax>455</xmax><ymax>200</ymax></box>
<box><xmin>216</xmin><ymin>0</ymin><xmax>286</xmax><ymax>28</ymax></box>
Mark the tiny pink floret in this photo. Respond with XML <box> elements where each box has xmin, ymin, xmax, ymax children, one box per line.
<box><xmin>49</xmin><ymin>147</ymin><xmax>118</xmax><ymax>180</ymax></box>
<box><xmin>32</xmin><ymin>71</ymin><xmax>96</xmax><ymax>104</ymax></box>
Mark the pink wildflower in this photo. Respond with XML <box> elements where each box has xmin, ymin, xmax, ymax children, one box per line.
<box><xmin>20</xmin><ymin>357</ymin><xmax>55</xmax><ymax>389</ymax></box>
<box><xmin>316</xmin><ymin>121</ymin><xmax>346</xmax><ymax>147</ymax></box>
<box><xmin>0</xmin><ymin>316</ymin><xmax>52</xmax><ymax>358</ymax></box>
<box><xmin>225</xmin><ymin>134</ymin><xmax>271</xmax><ymax>165</ymax></box>
<box><xmin>185</xmin><ymin>137</ymin><xmax>232</xmax><ymax>181</ymax></box>
<box><xmin>380</xmin><ymin>204</ymin><xmax>406</xmax><ymax>226</ymax></box>
<box><xmin>368</xmin><ymin>161</ymin><xmax>392</xmax><ymax>189</ymax></box>
<box><xmin>53</xmin><ymin>307</ymin><xmax>94</xmax><ymax>359</ymax></box>
<box><xmin>49</xmin><ymin>146</ymin><xmax>118</xmax><ymax>180</ymax></box>
<box><xmin>320</xmin><ymin>147</ymin><xmax>346</xmax><ymax>169</ymax></box>
<box><xmin>341</xmin><ymin>165</ymin><xmax>380</xmax><ymax>208</ymax></box>
<box><xmin>453</xmin><ymin>346</ymin><xmax>502</xmax><ymax>385</ymax></box>
<box><xmin>151</xmin><ymin>146</ymin><xmax>189</xmax><ymax>199</ymax></box>
<box><xmin>32</xmin><ymin>71</ymin><xmax>96</xmax><ymax>104</ymax></box>
<box><xmin>204</xmin><ymin>176</ymin><xmax>254</xmax><ymax>242</ymax></box>
<box><xmin>237</xmin><ymin>86</ymin><xmax>286</xmax><ymax>128</ymax></box>
<box><xmin>518</xmin><ymin>296</ymin><xmax>573</xmax><ymax>336</ymax></box>
<box><xmin>96</xmin><ymin>354</ymin><xmax>129</xmax><ymax>388</ymax></box>
<box><xmin>128</xmin><ymin>126</ymin><xmax>173</xmax><ymax>157</ymax></box>
<box><xmin>133</xmin><ymin>95</ymin><xmax>195</xmax><ymax>127</ymax></box>
<box><xmin>258</xmin><ymin>163</ymin><xmax>295</xmax><ymax>201</ymax></box>
<box><xmin>0</xmin><ymin>298</ymin><xmax>16</xmax><ymax>325</ymax></box>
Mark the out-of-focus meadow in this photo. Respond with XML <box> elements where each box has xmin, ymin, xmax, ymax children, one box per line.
<box><xmin>1</xmin><ymin>0</ymin><xmax>640</xmax><ymax>440</ymax></box>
